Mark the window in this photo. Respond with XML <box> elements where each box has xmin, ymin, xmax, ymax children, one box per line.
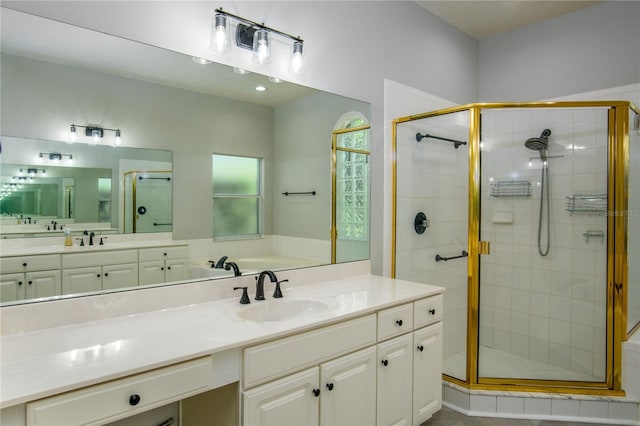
<box><xmin>212</xmin><ymin>154</ymin><xmax>262</xmax><ymax>238</ymax></box>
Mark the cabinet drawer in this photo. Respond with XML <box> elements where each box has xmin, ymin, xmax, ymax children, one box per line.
<box><xmin>62</xmin><ymin>250</ymin><xmax>138</xmax><ymax>269</ymax></box>
<box><xmin>377</xmin><ymin>303</ymin><xmax>413</xmax><ymax>341</ymax></box>
<box><xmin>1</xmin><ymin>254</ymin><xmax>60</xmax><ymax>273</ymax></box>
<box><xmin>414</xmin><ymin>295</ymin><xmax>443</xmax><ymax>328</ymax></box>
<box><xmin>138</xmin><ymin>246</ymin><xmax>188</xmax><ymax>262</ymax></box>
<box><xmin>27</xmin><ymin>357</ymin><xmax>213</xmax><ymax>426</ymax></box>
<box><xmin>244</xmin><ymin>314</ymin><xmax>376</xmax><ymax>388</ymax></box>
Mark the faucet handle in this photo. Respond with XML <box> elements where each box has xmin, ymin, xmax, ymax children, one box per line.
<box><xmin>233</xmin><ymin>287</ymin><xmax>250</xmax><ymax>304</ymax></box>
<box><xmin>75</xmin><ymin>237</ymin><xmax>85</xmax><ymax>247</ymax></box>
<box><xmin>99</xmin><ymin>237</ymin><xmax>107</xmax><ymax>245</ymax></box>
<box><xmin>273</xmin><ymin>279</ymin><xmax>288</xmax><ymax>298</ymax></box>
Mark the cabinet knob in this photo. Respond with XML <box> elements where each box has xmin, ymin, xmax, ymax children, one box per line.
<box><xmin>167</xmin><ymin>266</ymin><xmax>171</xmax><ymax>270</ymax></box>
<box><xmin>326</xmin><ymin>383</ymin><xmax>334</xmax><ymax>391</ymax></box>
<box><xmin>381</xmin><ymin>359</ymin><xmax>389</xmax><ymax>366</ymax></box>
<box><xmin>28</xmin><ymin>280</ymin><xmax>33</xmax><ymax>285</ymax></box>
<box><xmin>18</xmin><ymin>281</ymin><xmax>23</xmax><ymax>286</ymax></box>
<box><xmin>429</xmin><ymin>308</ymin><xmax>436</xmax><ymax>315</ymax></box>
<box><xmin>104</xmin><ymin>273</ymin><xmax>109</xmax><ymax>277</ymax></box>
<box><xmin>312</xmin><ymin>388</ymin><xmax>320</xmax><ymax>397</ymax></box>
<box><xmin>417</xmin><ymin>345</ymin><xmax>424</xmax><ymax>352</ymax></box>
<box><xmin>164</xmin><ymin>252</ymin><xmax>167</xmax><ymax>256</ymax></box>
<box><xmin>396</xmin><ymin>319</ymin><xmax>403</xmax><ymax>326</ymax></box>
<box><xmin>129</xmin><ymin>394</ymin><xmax>141</xmax><ymax>406</ymax></box>
<box><xmin>97</xmin><ymin>274</ymin><xmax>101</xmax><ymax>278</ymax></box>
<box><xmin>161</xmin><ymin>267</ymin><xmax>164</xmax><ymax>271</ymax></box>
<box><xmin>22</xmin><ymin>262</ymin><xmax>27</xmax><ymax>267</ymax></box>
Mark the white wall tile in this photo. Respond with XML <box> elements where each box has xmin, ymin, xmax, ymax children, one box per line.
<box><xmin>551</xmin><ymin>399</ymin><xmax>580</xmax><ymax>417</ymax></box>
<box><xmin>469</xmin><ymin>395</ymin><xmax>497</xmax><ymax>413</ymax></box>
<box><xmin>524</xmin><ymin>398</ymin><xmax>552</xmax><ymax>415</ymax></box>
<box><xmin>608</xmin><ymin>401</ymin><xmax>639</xmax><ymax>421</ymax></box>
<box><xmin>496</xmin><ymin>396</ymin><xmax>524</xmax><ymax>414</ymax></box>
<box><xmin>579</xmin><ymin>400</ymin><xmax>608</xmax><ymax>418</ymax></box>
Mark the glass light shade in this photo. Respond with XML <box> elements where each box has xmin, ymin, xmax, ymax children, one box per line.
<box><xmin>91</xmin><ymin>129</ymin><xmax>101</xmax><ymax>145</ymax></box>
<box><xmin>115</xmin><ymin>129</ymin><xmax>122</xmax><ymax>145</ymax></box>
<box><xmin>289</xmin><ymin>41</ymin><xmax>304</xmax><ymax>75</ymax></box>
<box><xmin>252</xmin><ymin>29</ymin><xmax>271</xmax><ymax>64</ymax></box>
<box><xmin>210</xmin><ymin>14</ymin><xmax>231</xmax><ymax>54</ymax></box>
<box><xmin>69</xmin><ymin>124</ymin><xmax>77</xmax><ymax>142</ymax></box>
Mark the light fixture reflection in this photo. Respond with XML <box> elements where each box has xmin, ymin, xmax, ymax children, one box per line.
<box><xmin>289</xmin><ymin>40</ymin><xmax>304</xmax><ymax>75</ymax></box>
<box><xmin>252</xmin><ymin>28</ymin><xmax>271</xmax><ymax>64</ymax></box>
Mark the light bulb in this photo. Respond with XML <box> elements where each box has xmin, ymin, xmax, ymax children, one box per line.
<box><xmin>91</xmin><ymin>129</ymin><xmax>101</xmax><ymax>144</ymax></box>
<box><xmin>210</xmin><ymin>14</ymin><xmax>230</xmax><ymax>54</ymax></box>
<box><xmin>69</xmin><ymin>124</ymin><xmax>77</xmax><ymax>142</ymax></box>
<box><xmin>289</xmin><ymin>41</ymin><xmax>304</xmax><ymax>75</ymax></box>
<box><xmin>115</xmin><ymin>129</ymin><xmax>122</xmax><ymax>145</ymax></box>
<box><xmin>252</xmin><ymin>29</ymin><xmax>271</xmax><ymax>64</ymax></box>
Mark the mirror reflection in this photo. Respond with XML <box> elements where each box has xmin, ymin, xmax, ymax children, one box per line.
<box><xmin>0</xmin><ymin>7</ymin><xmax>371</xmax><ymax>305</ymax></box>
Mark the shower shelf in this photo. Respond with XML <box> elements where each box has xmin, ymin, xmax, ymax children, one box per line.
<box><xmin>490</xmin><ymin>180</ymin><xmax>532</xmax><ymax>198</ymax></box>
<box><xmin>566</xmin><ymin>194</ymin><xmax>607</xmax><ymax>214</ymax></box>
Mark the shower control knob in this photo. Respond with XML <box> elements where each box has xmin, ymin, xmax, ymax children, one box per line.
<box><xmin>128</xmin><ymin>394</ymin><xmax>141</xmax><ymax>406</ymax></box>
<box><xmin>396</xmin><ymin>319</ymin><xmax>403</xmax><ymax>326</ymax></box>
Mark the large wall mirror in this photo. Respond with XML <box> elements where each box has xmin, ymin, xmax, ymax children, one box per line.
<box><xmin>0</xmin><ymin>7</ymin><xmax>371</xmax><ymax>304</ymax></box>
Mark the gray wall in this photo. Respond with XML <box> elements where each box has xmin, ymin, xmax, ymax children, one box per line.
<box><xmin>273</xmin><ymin>92</ymin><xmax>370</xmax><ymax>240</ymax></box>
<box><xmin>479</xmin><ymin>1</ymin><xmax>640</xmax><ymax>101</ymax></box>
<box><xmin>2</xmin><ymin>0</ymin><xmax>480</xmax><ymax>274</ymax></box>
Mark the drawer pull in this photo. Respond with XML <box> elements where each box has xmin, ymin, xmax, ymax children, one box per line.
<box><xmin>129</xmin><ymin>394</ymin><xmax>141</xmax><ymax>406</ymax></box>
<box><xmin>429</xmin><ymin>308</ymin><xmax>436</xmax><ymax>315</ymax></box>
<box><xmin>326</xmin><ymin>383</ymin><xmax>334</xmax><ymax>391</ymax></box>
<box><xmin>395</xmin><ymin>319</ymin><xmax>403</xmax><ymax>326</ymax></box>
<box><xmin>381</xmin><ymin>359</ymin><xmax>389</xmax><ymax>366</ymax></box>
<box><xmin>417</xmin><ymin>345</ymin><xmax>424</xmax><ymax>352</ymax></box>
<box><xmin>312</xmin><ymin>388</ymin><xmax>320</xmax><ymax>397</ymax></box>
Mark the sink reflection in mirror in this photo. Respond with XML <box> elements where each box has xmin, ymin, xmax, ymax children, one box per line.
<box><xmin>237</xmin><ymin>299</ymin><xmax>331</xmax><ymax>322</ymax></box>
<box><xmin>0</xmin><ymin>7</ymin><xmax>371</xmax><ymax>306</ymax></box>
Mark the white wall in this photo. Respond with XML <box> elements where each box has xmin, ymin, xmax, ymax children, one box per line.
<box><xmin>479</xmin><ymin>1</ymin><xmax>640</xmax><ymax>101</ymax></box>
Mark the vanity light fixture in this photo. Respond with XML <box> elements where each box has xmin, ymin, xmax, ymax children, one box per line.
<box><xmin>39</xmin><ymin>152</ymin><xmax>73</xmax><ymax>161</ymax></box>
<box><xmin>212</xmin><ymin>8</ymin><xmax>304</xmax><ymax>75</ymax></box>
<box><xmin>68</xmin><ymin>124</ymin><xmax>122</xmax><ymax>146</ymax></box>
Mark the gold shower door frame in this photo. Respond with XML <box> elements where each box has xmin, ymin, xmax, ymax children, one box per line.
<box><xmin>331</xmin><ymin>125</ymin><xmax>371</xmax><ymax>264</ymax></box>
<box><xmin>123</xmin><ymin>170</ymin><xmax>171</xmax><ymax>233</ymax></box>
<box><xmin>391</xmin><ymin>100</ymin><xmax>639</xmax><ymax>395</ymax></box>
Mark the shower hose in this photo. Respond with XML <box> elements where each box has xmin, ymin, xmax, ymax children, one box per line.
<box><xmin>537</xmin><ymin>163</ymin><xmax>550</xmax><ymax>256</ymax></box>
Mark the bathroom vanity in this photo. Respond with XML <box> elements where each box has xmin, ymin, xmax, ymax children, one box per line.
<box><xmin>0</xmin><ymin>241</ymin><xmax>189</xmax><ymax>303</ymax></box>
<box><xmin>0</xmin><ymin>268</ymin><xmax>444</xmax><ymax>426</ymax></box>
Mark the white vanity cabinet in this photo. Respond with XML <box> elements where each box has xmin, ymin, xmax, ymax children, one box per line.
<box><xmin>61</xmin><ymin>250</ymin><xmax>138</xmax><ymax>295</ymax></box>
<box><xmin>138</xmin><ymin>246</ymin><xmax>188</xmax><ymax>286</ymax></box>
<box><xmin>242</xmin><ymin>294</ymin><xmax>443</xmax><ymax>426</ymax></box>
<box><xmin>0</xmin><ymin>254</ymin><xmax>61</xmax><ymax>302</ymax></box>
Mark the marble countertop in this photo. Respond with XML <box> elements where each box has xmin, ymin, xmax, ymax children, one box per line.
<box><xmin>0</xmin><ymin>275</ymin><xmax>443</xmax><ymax>408</ymax></box>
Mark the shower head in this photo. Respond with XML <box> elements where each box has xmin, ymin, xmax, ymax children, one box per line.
<box><xmin>525</xmin><ymin>129</ymin><xmax>551</xmax><ymax>160</ymax></box>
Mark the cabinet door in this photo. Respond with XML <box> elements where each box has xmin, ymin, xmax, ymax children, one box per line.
<box><xmin>138</xmin><ymin>260</ymin><xmax>165</xmax><ymax>286</ymax></box>
<box><xmin>243</xmin><ymin>367</ymin><xmax>319</xmax><ymax>426</ymax></box>
<box><xmin>320</xmin><ymin>346</ymin><xmax>377</xmax><ymax>426</ymax></box>
<box><xmin>413</xmin><ymin>323</ymin><xmax>443</xmax><ymax>426</ymax></box>
<box><xmin>0</xmin><ymin>273</ymin><xmax>26</xmax><ymax>302</ymax></box>
<box><xmin>165</xmin><ymin>259</ymin><xmax>187</xmax><ymax>283</ymax></box>
<box><xmin>102</xmin><ymin>263</ymin><xmax>139</xmax><ymax>290</ymax></box>
<box><xmin>26</xmin><ymin>270</ymin><xmax>62</xmax><ymax>299</ymax></box>
<box><xmin>377</xmin><ymin>333</ymin><xmax>413</xmax><ymax>426</ymax></box>
<box><xmin>62</xmin><ymin>267</ymin><xmax>101</xmax><ymax>295</ymax></box>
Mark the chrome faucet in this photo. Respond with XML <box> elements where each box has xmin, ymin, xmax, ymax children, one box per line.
<box><xmin>255</xmin><ymin>270</ymin><xmax>278</xmax><ymax>300</ymax></box>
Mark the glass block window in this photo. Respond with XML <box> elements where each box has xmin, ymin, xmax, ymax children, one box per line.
<box><xmin>335</xmin><ymin>114</ymin><xmax>370</xmax><ymax>242</ymax></box>
<box><xmin>212</xmin><ymin>154</ymin><xmax>262</xmax><ymax>238</ymax></box>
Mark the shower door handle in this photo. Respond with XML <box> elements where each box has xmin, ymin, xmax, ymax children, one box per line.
<box><xmin>479</xmin><ymin>241</ymin><xmax>491</xmax><ymax>255</ymax></box>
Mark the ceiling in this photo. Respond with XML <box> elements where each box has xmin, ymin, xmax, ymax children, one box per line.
<box><xmin>416</xmin><ymin>1</ymin><xmax>604</xmax><ymax>39</ymax></box>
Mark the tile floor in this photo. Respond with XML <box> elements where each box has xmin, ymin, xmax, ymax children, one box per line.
<box><xmin>421</xmin><ymin>407</ymin><xmax>616</xmax><ymax>426</ymax></box>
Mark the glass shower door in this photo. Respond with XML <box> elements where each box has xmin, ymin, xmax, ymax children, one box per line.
<box><xmin>478</xmin><ymin>107</ymin><xmax>609</xmax><ymax>383</ymax></box>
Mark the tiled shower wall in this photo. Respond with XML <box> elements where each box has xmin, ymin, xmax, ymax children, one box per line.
<box><xmin>395</xmin><ymin>112</ymin><xmax>469</xmax><ymax>377</ymax></box>
<box><xmin>479</xmin><ymin>107</ymin><xmax>609</xmax><ymax>380</ymax></box>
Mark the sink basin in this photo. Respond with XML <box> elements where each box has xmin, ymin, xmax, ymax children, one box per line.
<box><xmin>238</xmin><ymin>299</ymin><xmax>330</xmax><ymax>322</ymax></box>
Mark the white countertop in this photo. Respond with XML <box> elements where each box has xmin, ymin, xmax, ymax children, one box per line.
<box><xmin>0</xmin><ymin>239</ymin><xmax>187</xmax><ymax>257</ymax></box>
<box><xmin>0</xmin><ymin>275</ymin><xmax>443</xmax><ymax>408</ymax></box>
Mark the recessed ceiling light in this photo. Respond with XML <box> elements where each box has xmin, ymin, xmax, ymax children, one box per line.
<box><xmin>233</xmin><ymin>67</ymin><xmax>251</xmax><ymax>75</ymax></box>
<box><xmin>268</xmin><ymin>77</ymin><xmax>283</xmax><ymax>83</ymax></box>
<box><xmin>192</xmin><ymin>56</ymin><xmax>212</xmax><ymax>65</ymax></box>
<box><xmin>255</xmin><ymin>85</ymin><xmax>267</xmax><ymax>92</ymax></box>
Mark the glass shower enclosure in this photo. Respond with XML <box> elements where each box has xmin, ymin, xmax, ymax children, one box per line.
<box><xmin>392</xmin><ymin>101</ymin><xmax>639</xmax><ymax>393</ymax></box>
